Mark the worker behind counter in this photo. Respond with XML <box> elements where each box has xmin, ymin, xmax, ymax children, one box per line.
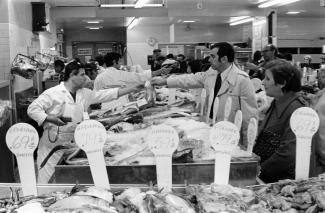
<box><xmin>152</xmin><ymin>42</ymin><xmax>258</xmax><ymax>147</ymax></box>
<box><xmin>27</xmin><ymin>61</ymin><xmax>144</xmax><ymax>183</ymax></box>
<box><xmin>253</xmin><ymin>59</ymin><xmax>308</xmax><ymax>183</ymax></box>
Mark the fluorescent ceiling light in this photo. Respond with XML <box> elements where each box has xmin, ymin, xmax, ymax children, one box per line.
<box><xmin>230</xmin><ymin>16</ymin><xmax>250</xmax><ymax>22</ymax></box>
<box><xmin>257</xmin><ymin>0</ymin><xmax>268</xmax><ymax>3</ymax></box>
<box><xmin>286</xmin><ymin>11</ymin><xmax>300</xmax><ymax>14</ymax></box>
<box><xmin>84</xmin><ymin>20</ymin><xmax>103</xmax><ymax>24</ymax></box>
<box><xmin>183</xmin><ymin>20</ymin><xmax>196</xmax><ymax>23</ymax></box>
<box><xmin>258</xmin><ymin>0</ymin><xmax>301</xmax><ymax>8</ymax></box>
<box><xmin>230</xmin><ymin>17</ymin><xmax>254</xmax><ymax>26</ymax></box>
<box><xmin>100</xmin><ymin>3</ymin><xmax>163</xmax><ymax>8</ymax></box>
<box><xmin>128</xmin><ymin>18</ymin><xmax>139</xmax><ymax>30</ymax></box>
<box><xmin>135</xmin><ymin>0</ymin><xmax>149</xmax><ymax>8</ymax></box>
<box><xmin>86</xmin><ymin>26</ymin><xmax>103</xmax><ymax>30</ymax></box>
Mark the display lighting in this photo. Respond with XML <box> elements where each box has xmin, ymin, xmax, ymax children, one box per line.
<box><xmin>100</xmin><ymin>3</ymin><xmax>163</xmax><ymax>8</ymax></box>
<box><xmin>86</xmin><ymin>26</ymin><xmax>103</xmax><ymax>30</ymax></box>
<box><xmin>135</xmin><ymin>0</ymin><xmax>149</xmax><ymax>8</ymax></box>
<box><xmin>258</xmin><ymin>0</ymin><xmax>301</xmax><ymax>8</ymax></box>
<box><xmin>230</xmin><ymin>16</ymin><xmax>250</xmax><ymax>22</ymax></box>
<box><xmin>128</xmin><ymin>18</ymin><xmax>139</xmax><ymax>30</ymax></box>
<box><xmin>286</xmin><ymin>11</ymin><xmax>300</xmax><ymax>14</ymax></box>
<box><xmin>183</xmin><ymin>20</ymin><xmax>196</xmax><ymax>23</ymax></box>
<box><xmin>230</xmin><ymin>17</ymin><xmax>254</xmax><ymax>26</ymax></box>
<box><xmin>84</xmin><ymin>20</ymin><xmax>103</xmax><ymax>24</ymax></box>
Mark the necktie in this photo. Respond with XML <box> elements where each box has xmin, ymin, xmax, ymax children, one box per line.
<box><xmin>209</xmin><ymin>73</ymin><xmax>222</xmax><ymax>119</ymax></box>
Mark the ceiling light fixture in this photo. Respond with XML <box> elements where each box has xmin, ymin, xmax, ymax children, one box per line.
<box><xmin>286</xmin><ymin>11</ymin><xmax>300</xmax><ymax>14</ymax></box>
<box><xmin>183</xmin><ymin>20</ymin><xmax>196</xmax><ymax>23</ymax></box>
<box><xmin>258</xmin><ymin>0</ymin><xmax>301</xmax><ymax>8</ymax></box>
<box><xmin>100</xmin><ymin>3</ymin><xmax>163</xmax><ymax>8</ymax></box>
<box><xmin>86</xmin><ymin>26</ymin><xmax>103</xmax><ymax>30</ymax></box>
<box><xmin>135</xmin><ymin>0</ymin><xmax>149</xmax><ymax>8</ymax></box>
<box><xmin>128</xmin><ymin>18</ymin><xmax>139</xmax><ymax>30</ymax></box>
<box><xmin>230</xmin><ymin>17</ymin><xmax>254</xmax><ymax>26</ymax></box>
<box><xmin>230</xmin><ymin>16</ymin><xmax>250</xmax><ymax>22</ymax></box>
<box><xmin>84</xmin><ymin>20</ymin><xmax>103</xmax><ymax>24</ymax></box>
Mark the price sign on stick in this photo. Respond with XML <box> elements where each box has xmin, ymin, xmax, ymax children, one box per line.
<box><xmin>200</xmin><ymin>89</ymin><xmax>207</xmax><ymax>120</ymax></box>
<box><xmin>209</xmin><ymin>121</ymin><xmax>240</xmax><ymax>185</ymax></box>
<box><xmin>290</xmin><ymin>107</ymin><xmax>319</xmax><ymax>180</ymax></box>
<box><xmin>168</xmin><ymin>88</ymin><xmax>176</xmax><ymax>105</ymax></box>
<box><xmin>147</xmin><ymin>124</ymin><xmax>179</xmax><ymax>192</ymax></box>
<box><xmin>6</xmin><ymin>123</ymin><xmax>39</xmax><ymax>196</ymax></box>
<box><xmin>234</xmin><ymin>110</ymin><xmax>243</xmax><ymax>131</ymax></box>
<box><xmin>224</xmin><ymin>97</ymin><xmax>232</xmax><ymax>121</ymax></box>
<box><xmin>74</xmin><ymin>120</ymin><xmax>109</xmax><ymax>188</ymax></box>
<box><xmin>212</xmin><ymin>97</ymin><xmax>220</xmax><ymax>125</ymax></box>
<box><xmin>247</xmin><ymin>118</ymin><xmax>258</xmax><ymax>155</ymax></box>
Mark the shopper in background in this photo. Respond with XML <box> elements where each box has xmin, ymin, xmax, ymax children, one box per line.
<box><xmin>151</xmin><ymin>49</ymin><xmax>162</xmax><ymax>71</ymax></box>
<box><xmin>253</xmin><ymin>59</ymin><xmax>307</xmax><ymax>183</ymax></box>
<box><xmin>152</xmin><ymin>42</ymin><xmax>258</xmax><ymax>147</ymax></box>
<box><xmin>166</xmin><ymin>53</ymin><xmax>175</xmax><ymax>59</ymax></box>
<box><xmin>201</xmin><ymin>56</ymin><xmax>211</xmax><ymax>71</ymax></box>
<box><xmin>28</xmin><ymin>61</ymin><xmax>144</xmax><ymax>183</ymax></box>
<box><xmin>318</xmin><ymin>65</ymin><xmax>325</xmax><ymax>90</ymax></box>
<box><xmin>176</xmin><ymin>54</ymin><xmax>188</xmax><ymax>73</ymax></box>
<box><xmin>246</xmin><ymin>44</ymin><xmax>278</xmax><ymax>80</ymax></box>
<box><xmin>248</xmin><ymin>51</ymin><xmax>263</xmax><ymax>77</ymax></box>
<box><xmin>187</xmin><ymin>59</ymin><xmax>202</xmax><ymax>74</ymax></box>
<box><xmin>95</xmin><ymin>55</ymin><xmax>106</xmax><ymax>75</ymax></box>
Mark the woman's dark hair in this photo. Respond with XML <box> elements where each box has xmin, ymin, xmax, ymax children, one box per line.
<box><xmin>54</xmin><ymin>60</ymin><xmax>65</xmax><ymax>70</ymax></box>
<box><xmin>63</xmin><ymin>61</ymin><xmax>85</xmax><ymax>81</ymax></box>
<box><xmin>264</xmin><ymin>59</ymin><xmax>301</xmax><ymax>92</ymax></box>
<box><xmin>166</xmin><ymin>54</ymin><xmax>174</xmax><ymax>59</ymax></box>
<box><xmin>210</xmin><ymin>42</ymin><xmax>235</xmax><ymax>63</ymax></box>
<box><xmin>253</xmin><ymin>51</ymin><xmax>262</xmax><ymax>62</ymax></box>
<box><xmin>188</xmin><ymin>60</ymin><xmax>202</xmax><ymax>74</ymax></box>
<box><xmin>95</xmin><ymin>55</ymin><xmax>105</xmax><ymax>66</ymax></box>
<box><xmin>104</xmin><ymin>52</ymin><xmax>122</xmax><ymax>67</ymax></box>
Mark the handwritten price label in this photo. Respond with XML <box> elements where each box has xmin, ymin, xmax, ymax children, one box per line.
<box><xmin>147</xmin><ymin>125</ymin><xmax>179</xmax><ymax>156</ymax></box>
<box><xmin>209</xmin><ymin>121</ymin><xmax>240</xmax><ymax>154</ymax></box>
<box><xmin>290</xmin><ymin>107</ymin><xmax>319</xmax><ymax>138</ymax></box>
<box><xmin>74</xmin><ymin>120</ymin><xmax>107</xmax><ymax>152</ymax></box>
<box><xmin>6</xmin><ymin>123</ymin><xmax>39</xmax><ymax>154</ymax></box>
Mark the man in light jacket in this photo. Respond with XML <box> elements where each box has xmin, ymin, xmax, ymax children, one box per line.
<box><xmin>152</xmin><ymin>42</ymin><xmax>258</xmax><ymax>147</ymax></box>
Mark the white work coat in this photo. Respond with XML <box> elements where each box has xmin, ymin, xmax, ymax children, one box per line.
<box><xmin>27</xmin><ymin>82</ymin><xmax>119</xmax><ymax>183</ymax></box>
<box><xmin>167</xmin><ymin>64</ymin><xmax>258</xmax><ymax>147</ymax></box>
<box><xmin>94</xmin><ymin>66</ymin><xmax>151</xmax><ymax>110</ymax></box>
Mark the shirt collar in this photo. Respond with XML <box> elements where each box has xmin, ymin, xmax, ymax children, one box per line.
<box><xmin>219</xmin><ymin>64</ymin><xmax>232</xmax><ymax>82</ymax></box>
<box><xmin>274</xmin><ymin>92</ymin><xmax>301</xmax><ymax>118</ymax></box>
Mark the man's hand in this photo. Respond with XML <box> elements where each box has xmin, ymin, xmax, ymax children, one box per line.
<box><xmin>151</xmin><ymin>77</ymin><xmax>167</xmax><ymax>86</ymax></box>
<box><xmin>245</xmin><ymin>62</ymin><xmax>259</xmax><ymax>71</ymax></box>
<box><xmin>45</xmin><ymin>115</ymin><xmax>66</xmax><ymax>126</ymax></box>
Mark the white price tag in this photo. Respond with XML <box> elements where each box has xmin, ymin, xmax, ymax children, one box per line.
<box><xmin>209</xmin><ymin>121</ymin><xmax>239</xmax><ymax>185</ymax></box>
<box><xmin>224</xmin><ymin>97</ymin><xmax>232</xmax><ymax>121</ymax></box>
<box><xmin>234</xmin><ymin>110</ymin><xmax>243</xmax><ymax>131</ymax></box>
<box><xmin>74</xmin><ymin>120</ymin><xmax>110</xmax><ymax>188</ymax></box>
<box><xmin>147</xmin><ymin>125</ymin><xmax>179</xmax><ymax>192</ymax></box>
<box><xmin>6</xmin><ymin>123</ymin><xmax>39</xmax><ymax>196</ymax></box>
<box><xmin>247</xmin><ymin>118</ymin><xmax>257</xmax><ymax>154</ymax></box>
<box><xmin>290</xmin><ymin>107</ymin><xmax>319</xmax><ymax>180</ymax></box>
<box><xmin>168</xmin><ymin>88</ymin><xmax>176</xmax><ymax>105</ymax></box>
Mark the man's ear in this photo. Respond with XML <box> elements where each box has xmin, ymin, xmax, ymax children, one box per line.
<box><xmin>221</xmin><ymin>56</ymin><xmax>228</xmax><ymax>63</ymax></box>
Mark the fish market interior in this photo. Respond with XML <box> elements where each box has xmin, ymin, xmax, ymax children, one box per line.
<box><xmin>0</xmin><ymin>0</ymin><xmax>325</xmax><ymax>212</ymax></box>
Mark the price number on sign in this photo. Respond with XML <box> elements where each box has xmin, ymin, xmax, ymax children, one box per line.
<box><xmin>147</xmin><ymin>125</ymin><xmax>179</xmax><ymax>156</ymax></box>
<box><xmin>290</xmin><ymin>107</ymin><xmax>319</xmax><ymax>138</ymax></box>
<box><xmin>209</xmin><ymin>121</ymin><xmax>240</xmax><ymax>154</ymax></box>
<box><xmin>6</xmin><ymin>123</ymin><xmax>39</xmax><ymax>154</ymax></box>
<box><xmin>74</xmin><ymin>120</ymin><xmax>107</xmax><ymax>152</ymax></box>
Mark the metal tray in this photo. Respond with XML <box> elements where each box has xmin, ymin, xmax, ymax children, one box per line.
<box><xmin>54</xmin><ymin>156</ymin><xmax>259</xmax><ymax>187</ymax></box>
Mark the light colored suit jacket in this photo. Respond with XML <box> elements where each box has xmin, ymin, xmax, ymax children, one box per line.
<box><xmin>167</xmin><ymin>64</ymin><xmax>258</xmax><ymax>147</ymax></box>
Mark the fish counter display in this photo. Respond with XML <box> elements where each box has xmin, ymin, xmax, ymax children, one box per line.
<box><xmin>2</xmin><ymin>175</ymin><xmax>325</xmax><ymax>213</ymax></box>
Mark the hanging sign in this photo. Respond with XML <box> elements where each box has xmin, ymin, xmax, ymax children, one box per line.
<box><xmin>74</xmin><ymin>120</ymin><xmax>110</xmax><ymax>188</ymax></box>
<box><xmin>247</xmin><ymin>118</ymin><xmax>258</xmax><ymax>155</ymax></box>
<box><xmin>6</xmin><ymin>123</ymin><xmax>39</xmax><ymax>196</ymax></box>
<box><xmin>147</xmin><ymin>124</ymin><xmax>179</xmax><ymax>192</ymax></box>
<box><xmin>224</xmin><ymin>97</ymin><xmax>232</xmax><ymax>121</ymax></box>
<box><xmin>290</xmin><ymin>107</ymin><xmax>319</xmax><ymax>180</ymax></box>
<box><xmin>77</xmin><ymin>48</ymin><xmax>92</xmax><ymax>56</ymax></box>
<box><xmin>209</xmin><ymin>121</ymin><xmax>239</xmax><ymax>185</ymax></box>
<box><xmin>234</xmin><ymin>110</ymin><xmax>243</xmax><ymax>131</ymax></box>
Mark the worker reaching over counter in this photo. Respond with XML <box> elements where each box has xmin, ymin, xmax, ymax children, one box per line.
<box><xmin>27</xmin><ymin>60</ymin><xmax>144</xmax><ymax>183</ymax></box>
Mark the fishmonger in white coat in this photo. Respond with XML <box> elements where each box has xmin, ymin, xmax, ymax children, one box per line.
<box><xmin>28</xmin><ymin>61</ymin><xmax>143</xmax><ymax>183</ymax></box>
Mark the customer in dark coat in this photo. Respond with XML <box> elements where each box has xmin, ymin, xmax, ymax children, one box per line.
<box><xmin>253</xmin><ymin>59</ymin><xmax>307</xmax><ymax>183</ymax></box>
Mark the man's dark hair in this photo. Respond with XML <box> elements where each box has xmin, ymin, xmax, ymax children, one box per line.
<box><xmin>157</xmin><ymin>56</ymin><xmax>166</xmax><ymax>62</ymax></box>
<box><xmin>95</xmin><ymin>55</ymin><xmax>105</xmax><ymax>66</ymax></box>
<box><xmin>210</xmin><ymin>42</ymin><xmax>235</xmax><ymax>63</ymax></box>
<box><xmin>63</xmin><ymin>61</ymin><xmax>85</xmax><ymax>81</ymax></box>
<box><xmin>54</xmin><ymin>60</ymin><xmax>65</xmax><ymax>70</ymax></box>
<box><xmin>153</xmin><ymin>49</ymin><xmax>161</xmax><ymax>54</ymax></box>
<box><xmin>264</xmin><ymin>44</ymin><xmax>279</xmax><ymax>56</ymax></box>
<box><xmin>284</xmin><ymin>53</ymin><xmax>293</xmax><ymax>61</ymax></box>
<box><xmin>104</xmin><ymin>52</ymin><xmax>122</xmax><ymax>67</ymax></box>
<box><xmin>264</xmin><ymin>59</ymin><xmax>301</xmax><ymax>92</ymax></box>
<box><xmin>166</xmin><ymin>54</ymin><xmax>174</xmax><ymax>59</ymax></box>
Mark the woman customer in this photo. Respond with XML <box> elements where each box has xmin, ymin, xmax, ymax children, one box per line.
<box><xmin>253</xmin><ymin>59</ymin><xmax>307</xmax><ymax>183</ymax></box>
<box><xmin>28</xmin><ymin>61</ymin><xmax>144</xmax><ymax>183</ymax></box>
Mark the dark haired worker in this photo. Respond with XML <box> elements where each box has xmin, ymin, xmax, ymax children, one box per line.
<box><xmin>28</xmin><ymin>61</ymin><xmax>144</xmax><ymax>183</ymax></box>
<box><xmin>152</xmin><ymin>42</ymin><xmax>258</xmax><ymax>147</ymax></box>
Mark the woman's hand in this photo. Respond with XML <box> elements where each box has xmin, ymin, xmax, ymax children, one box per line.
<box><xmin>45</xmin><ymin>115</ymin><xmax>66</xmax><ymax>126</ymax></box>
